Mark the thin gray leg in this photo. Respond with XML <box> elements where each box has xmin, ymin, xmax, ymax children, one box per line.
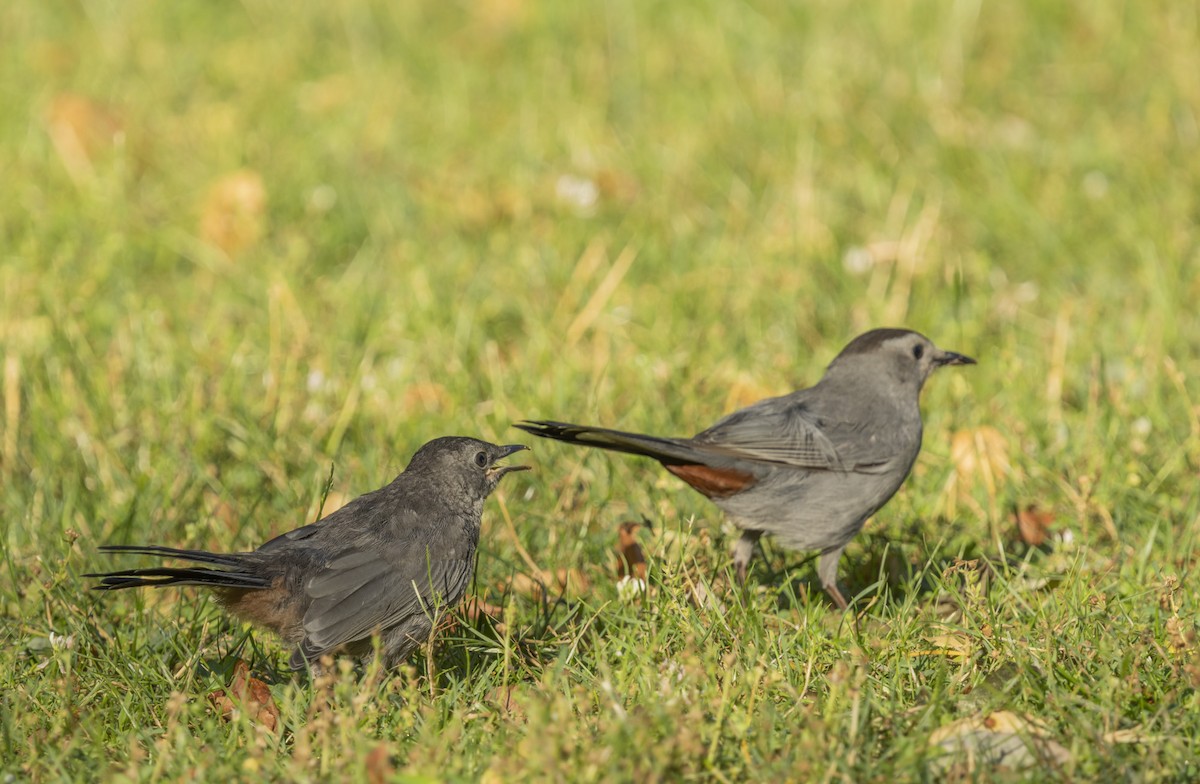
<box><xmin>817</xmin><ymin>545</ymin><xmax>848</xmax><ymax>610</ymax></box>
<box><xmin>734</xmin><ymin>529</ymin><xmax>763</xmax><ymax>585</ymax></box>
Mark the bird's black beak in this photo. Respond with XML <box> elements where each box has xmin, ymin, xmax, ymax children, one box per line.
<box><xmin>935</xmin><ymin>350</ymin><xmax>976</xmax><ymax>367</ymax></box>
<box><xmin>488</xmin><ymin>444</ymin><xmax>531</xmax><ymax>478</ymax></box>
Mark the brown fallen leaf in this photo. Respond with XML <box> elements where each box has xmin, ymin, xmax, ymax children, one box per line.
<box><xmin>1015</xmin><ymin>505</ymin><xmax>1055</xmax><ymax>547</ymax></box>
<box><xmin>929</xmin><ymin>710</ymin><xmax>1070</xmax><ymax>774</ymax></box>
<box><xmin>45</xmin><ymin>93</ymin><xmax>123</xmax><ymax>182</ymax></box>
<box><xmin>945</xmin><ymin>426</ymin><xmax>1011</xmax><ymax>519</ymax></box>
<box><xmin>199</xmin><ymin>170</ymin><xmax>267</xmax><ymax>256</ymax></box>
<box><xmin>454</xmin><ymin>596</ymin><xmax>507</xmax><ymax>634</ymax></box>
<box><xmin>462</xmin><ymin>596</ymin><xmax>505</xmax><ymax>623</ymax></box>
<box><xmin>915</xmin><ymin>629</ymin><xmax>973</xmax><ymax>659</ymax></box>
<box><xmin>432</xmin><ymin>595</ymin><xmax>506</xmax><ymax>638</ymax></box>
<box><xmin>615</xmin><ymin>519</ymin><xmax>650</xmax><ymax>580</ymax></box>
<box><xmin>365</xmin><ymin>742</ymin><xmax>394</xmax><ymax>784</ymax></box>
<box><xmin>508</xmin><ymin>568</ymin><xmax>590</xmax><ymax>601</ymax></box>
<box><xmin>207</xmin><ymin>659</ymin><xmax>280</xmax><ymax>732</ymax></box>
<box><xmin>595</xmin><ymin>169</ymin><xmax>640</xmax><ymax>205</ymax></box>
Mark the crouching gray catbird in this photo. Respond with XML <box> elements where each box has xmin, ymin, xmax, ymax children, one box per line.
<box><xmin>516</xmin><ymin>328</ymin><xmax>974</xmax><ymax>609</ymax></box>
<box><xmin>87</xmin><ymin>437</ymin><xmax>529</xmax><ymax>670</ymax></box>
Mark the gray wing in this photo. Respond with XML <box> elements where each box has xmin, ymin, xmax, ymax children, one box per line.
<box><xmin>694</xmin><ymin>393</ymin><xmax>894</xmax><ymax>473</ymax></box>
<box><xmin>295</xmin><ymin>540</ymin><xmax>474</xmax><ymax>663</ymax></box>
<box><xmin>692</xmin><ymin>394</ymin><xmax>845</xmax><ymax>469</ymax></box>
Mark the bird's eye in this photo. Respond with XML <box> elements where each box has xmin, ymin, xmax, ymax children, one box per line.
<box><xmin>474</xmin><ymin>451</ymin><xmax>488</xmax><ymax>468</ymax></box>
<box><xmin>912</xmin><ymin>344</ymin><xmax>924</xmax><ymax>359</ymax></box>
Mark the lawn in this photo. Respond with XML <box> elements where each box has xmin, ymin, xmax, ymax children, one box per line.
<box><xmin>2</xmin><ymin>0</ymin><xmax>1198</xmax><ymax>780</ymax></box>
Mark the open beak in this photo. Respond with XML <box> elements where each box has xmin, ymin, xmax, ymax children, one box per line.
<box><xmin>488</xmin><ymin>444</ymin><xmax>531</xmax><ymax>479</ymax></box>
<box><xmin>935</xmin><ymin>350</ymin><xmax>976</xmax><ymax>367</ymax></box>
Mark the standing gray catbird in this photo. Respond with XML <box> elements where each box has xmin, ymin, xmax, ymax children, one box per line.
<box><xmin>87</xmin><ymin>437</ymin><xmax>530</xmax><ymax>670</ymax></box>
<box><xmin>516</xmin><ymin>328</ymin><xmax>974</xmax><ymax>608</ymax></box>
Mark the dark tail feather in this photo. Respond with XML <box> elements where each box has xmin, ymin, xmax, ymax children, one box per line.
<box><xmin>87</xmin><ymin>566</ymin><xmax>269</xmax><ymax>591</ymax></box>
<box><xmin>95</xmin><ymin>544</ymin><xmax>245</xmax><ymax>567</ymax></box>
<box><xmin>86</xmin><ymin>545</ymin><xmax>268</xmax><ymax>591</ymax></box>
<box><xmin>514</xmin><ymin>420</ymin><xmax>703</xmax><ymax>465</ymax></box>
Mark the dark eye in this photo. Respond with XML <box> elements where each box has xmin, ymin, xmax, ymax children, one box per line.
<box><xmin>912</xmin><ymin>344</ymin><xmax>924</xmax><ymax>360</ymax></box>
<box><xmin>474</xmin><ymin>451</ymin><xmax>488</xmax><ymax>468</ymax></box>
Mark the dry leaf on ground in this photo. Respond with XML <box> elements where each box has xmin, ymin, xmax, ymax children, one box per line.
<box><xmin>1014</xmin><ymin>505</ymin><xmax>1055</xmax><ymax>547</ymax></box>
<box><xmin>929</xmin><ymin>710</ymin><xmax>1070</xmax><ymax>774</ymax></box>
<box><xmin>199</xmin><ymin>170</ymin><xmax>267</xmax><ymax>256</ymax></box>
<box><xmin>207</xmin><ymin>659</ymin><xmax>280</xmax><ymax>732</ymax></box>
<box><xmin>45</xmin><ymin>93</ymin><xmax>123</xmax><ymax>181</ymax></box>
<box><xmin>508</xmin><ymin>568</ymin><xmax>590</xmax><ymax>601</ymax></box>
<box><xmin>615</xmin><ymin>519</ymin><xmax>650</xmax><ymax>580</ymax></box>
<box><xmin>916</xmin><ymin>629</ymin><xmax>974</xmax><ymax>659</ymax></box>
<box><xmin>595</xmin><ymin>169</ymin><xmax>639</xmax><ymax>204</ymax></box>
<box><xmin>461</xmin><ymin>597</ymin><xmax>505</xmax><ymax>623</ymax></box>
<box><xmin>365</xmin><ymin>742</ymin><xmax>395</xmax><ymax>784</ymax></box>
<box><xmin>945</xmin><ymin>426</ymin><xmax>1011</xmax><ymax>518</ymax></box>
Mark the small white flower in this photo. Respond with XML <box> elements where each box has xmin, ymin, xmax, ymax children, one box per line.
<box><xmin>49</xmin><ymin>632</ymin><xmax>75</xmax><ymax>650</ymax></box>
<box><xmin>842</xmin><ymin>246</ymin><xmax>873</xmax><ymax>275</ymax></box>
<box><xmin>555</xmin><ymin>174</ymin><xmax>599</xmax><ymax>212</ymax></box>
<box><xmin>616</xmin><ymin>575</ymin><xmax>647</xmax><ymax>601</ymax></box>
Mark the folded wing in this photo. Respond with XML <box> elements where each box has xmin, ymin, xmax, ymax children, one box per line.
<box><xmin>292</xmin><ymin>538</ymin><xmax>472</xmax><ymax>668</ymax></box>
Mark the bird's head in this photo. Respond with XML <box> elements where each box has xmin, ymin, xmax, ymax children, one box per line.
<box><xmin>406</xmin><ymin>437</ymin><xmax>531</xmax><ymax>499</ymax></box>
<box><xmin>828</xmin><ymin>328</ymin><xmax>975</xmax><ymax>394</ymax></box>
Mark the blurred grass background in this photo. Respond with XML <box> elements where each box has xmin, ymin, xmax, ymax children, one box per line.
<box><xmin>2</xmin><ymin>0</ymin><xmax>1198</xmax><ymax>780</ymax></box>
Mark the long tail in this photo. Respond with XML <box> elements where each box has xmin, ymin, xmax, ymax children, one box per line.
<box><xmin>86</xmin><ymin>545</ymin><xmax>269</xmax><ymax>591</ymax></box>
<box><xmin>514</xmin><ymin>420</ymin><xmax>705</xmax><ymax>465</ymax></box>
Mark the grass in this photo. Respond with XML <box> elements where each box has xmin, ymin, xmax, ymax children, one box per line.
<box><xmin>2</xmin><ymin>0</ymin><xmax>1199</xmax><ymax>780</ymax></box>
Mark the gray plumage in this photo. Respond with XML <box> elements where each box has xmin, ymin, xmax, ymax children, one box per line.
<box><xmin>516</xmin><ymin>328</ymin><xmax>974</xmax><ymax>608</ymax></box>
<box><xmin>88</xmin><ymin>437</ymin><xmax>530</xmax><ymax>670</ymax></box>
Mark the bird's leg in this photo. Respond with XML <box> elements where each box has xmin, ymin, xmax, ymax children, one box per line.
<box><xmin>824</xmin><ymin>582</ymin><xmax>849</xmax><ymax>611</ymax></box>
<box><xmin>733</xmin><ymin>529</ymin><xmax>763</xmax><ymax>586</ymax></box>
<box><xmin>817</xmin><ymin>545</ymin><xmax>849</xmax><ymax>610</ymax></box>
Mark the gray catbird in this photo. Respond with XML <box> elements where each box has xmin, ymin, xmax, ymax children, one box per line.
<box><xmin>87</xmin><ymin>437</ymin><xmax>530</xmax><ymax>670</ymax></box>
<box><xmin>516</xmin><ymin>328</ymin><xmax>974</xmax><ymax>608</ymax></box>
